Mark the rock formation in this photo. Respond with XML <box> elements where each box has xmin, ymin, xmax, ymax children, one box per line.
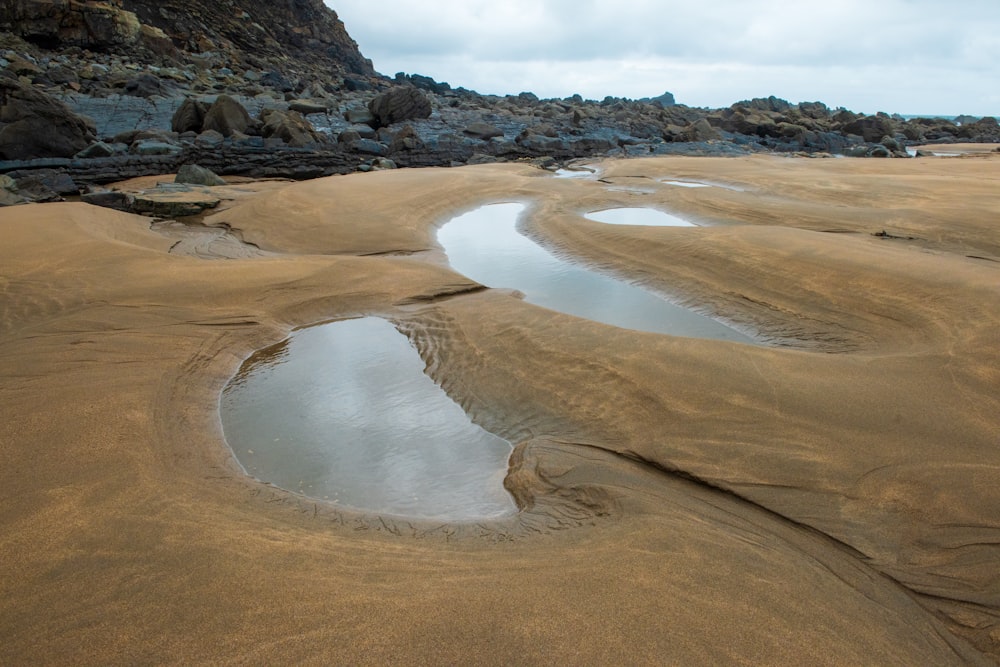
<box><xmin>0</xmin><ymin>76</ymin><xmax>95</xmax><ymax>158</ymax></box>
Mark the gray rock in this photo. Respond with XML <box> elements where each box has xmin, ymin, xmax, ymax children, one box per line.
<box><xmin>195</xmin><ymin>130</ymin><xmax>225</xmax><ymax>146</ymax></box>
<box><xmin>348</xmin><ymin>139</ymin><xmax>388</xmax><ymax>156</ymax></box>
<box><xmin>130</xmin><ymin>141</ymin><xmax>183</xmax><ymax>156</ymax></box>
<box><xmin>463</xmin><ymin>122</ymin><xmax>504</xmax><ymax>140</ymax></box>
<box><xmin>15</xmin><ymin>169</ymin><xmax>79</xmax><ymax>196</ymax></box>
<box><xmin>288</xmin><ymin>99</ymin><xmax>327</xmax><ymax>115</ymax></box>
<box><xmin>337</xmin><ymin>129</ymin><xmax>362</xmax><ymax>144</ymax></box>
<box><xmin>343</xmin><ymin>106</ymin><xmax>376</xmax><ymax>125</ymax></box>
<box><xmin>81</xmin><ymin>190</ymin><xmax>134</xmax><ymax>211</ymax></box>
<box><xmin>880</xmin><ymin>135</ymin><xmax>902</xmax><ymax>151</ymax></box>
<box><xmin>75</xmin><ymin>141</ymin><xmax>116</xmax><ymax>159</ymax></box>
<box><xmin>349</xmin><ymin>124</ymin><xmax>377</xmax><ymax>139</ymax></box>
<box><xmin>176</xmin><ymin>164</ymin><xmax>226</xmax><ymax>186</ymax></box>
<box><xmin>0</xmin><ymin>189</ymin><xmax>27</xmax><ymax>207</ymax></box>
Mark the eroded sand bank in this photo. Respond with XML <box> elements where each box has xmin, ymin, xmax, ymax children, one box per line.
<box><xmin>2</xmin><ymin>155</ymin><xmax>999</xmax><ymax>664</ymax></box>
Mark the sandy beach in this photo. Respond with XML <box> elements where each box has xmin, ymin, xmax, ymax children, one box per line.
<box><xmin>2</xmin><ymin>154</ymin><xmax>999</xmax><ymax>664</ymax></box>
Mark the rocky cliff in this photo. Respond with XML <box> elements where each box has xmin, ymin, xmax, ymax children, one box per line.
<box><xmin>0</xmin><ymin>0</ymin><xmax>374</xmax><ymax>78</ymax></box>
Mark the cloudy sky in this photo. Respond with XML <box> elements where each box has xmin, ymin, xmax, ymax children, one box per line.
<box><xmin>328</xmin><ymin>0</ymin><xmax>1000</xmax><ymax>116</ymax></box>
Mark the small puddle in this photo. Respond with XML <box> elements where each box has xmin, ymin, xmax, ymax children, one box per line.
<box><xmin>585</xmin><ymin>208</ymin><xmax>694</xmax><ymax>227</ymax></box>
<box><xmin>661</xmin><ymin>180</ymin><xmax>711</xmax><ymax>188</ymax></box>
<box><xmin>221</xmin><ymin>317</ymin><xmax>516</xmax><ymax>520</ymax></box>
<box><xmin>554</xmin><ymin>167</ymin><xmax>598</xmax><ymax>178</ymax></box>
<box><xmin>438</xmin><ymin>203</ymin><xmax>752</xmax><ymax>342</ymax></box>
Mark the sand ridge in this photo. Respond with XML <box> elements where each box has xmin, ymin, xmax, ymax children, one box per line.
<box><xmin>1</xmin><ymin>155</ymin><xmax>999</xmax><ymax>664</ymax></box>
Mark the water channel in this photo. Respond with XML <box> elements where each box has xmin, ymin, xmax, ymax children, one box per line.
<box><xmin>222</xmin><ymin>203</ymin><xmax>754</xmax><ymax>519</ymax></box>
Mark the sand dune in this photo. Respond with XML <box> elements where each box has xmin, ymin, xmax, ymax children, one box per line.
<box><xmin>2</xmin><ymin>155</ymin><xmax>998</xmax><ymax>664</ymax></box>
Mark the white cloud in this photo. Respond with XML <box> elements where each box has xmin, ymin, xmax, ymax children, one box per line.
<box><xmin>327</xmin><ymin>0</ymin><xmax>1000</xmax><ymax>115</ymax></box>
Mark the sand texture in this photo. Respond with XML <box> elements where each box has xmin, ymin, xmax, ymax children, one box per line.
<box><xmin>2</xmin><ymin>155</ymin><xmax>999</xmax><ymax>664</ymax></box>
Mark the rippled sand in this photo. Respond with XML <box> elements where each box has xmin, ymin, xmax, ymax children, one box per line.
<box><xmin>2</xmin><ymin>155</ymin><xmax>999</xmax><ymax>664</ymax></box>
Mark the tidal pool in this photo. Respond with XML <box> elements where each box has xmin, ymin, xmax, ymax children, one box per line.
<box><xmin>222</xmin><ymin>204</ymin><xmax>752</xmax><ymax>521</ymax></box>
<box><xmin>221</xmin><ymin>316</ymin><xmax>516</xmax><ymax>519</ymax></box>
<box><xmin>438</xmin><ymin>203</ymin><xmax>753</xmax><ymax>342</ymax></box>
<box><xmin>584</xmin><ymin>207</ymin><xmax>694</xmax><ymax>227</ymax></box>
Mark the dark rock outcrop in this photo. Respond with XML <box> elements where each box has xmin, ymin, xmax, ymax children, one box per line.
<box><xmin>171</xmin><ymin>98</ymin><xmax>207</xmax><ymax>134</ymax></box>
<box><xmin>123</xmin><ymin>0</ymin><xmax>374</xmax><ymax>77</ymax></box>
<box><xmin>0</xmin><ymin>77</ymin><xmax>96</xmax><ymax>159</ymax></box>
<box><xmin>368</xmin><ymin>86</ymin><xmax>432</xmax><ymax>128</ymax></box>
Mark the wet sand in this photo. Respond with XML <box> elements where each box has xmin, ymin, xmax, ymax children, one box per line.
<box><xmin>2</xmin><ymin>154</ymin><xmax>999</xmax><ymax>664</ymax></box>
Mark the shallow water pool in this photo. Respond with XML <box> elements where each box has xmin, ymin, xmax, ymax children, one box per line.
<box><xmin>438</xmin><ymin>203</ymin><xmax>752</xmax><ymax>342</ymax></box>
<box><xmin>221</xmin><ymin>316</ymin><xmax>516</xmax><ymax>520</ymax></box>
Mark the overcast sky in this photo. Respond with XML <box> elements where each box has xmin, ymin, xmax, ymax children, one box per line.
<box><xmin>327</xmin><ymin>0</ymin><xmax>1000</xmax><ymax>116</ymax></box>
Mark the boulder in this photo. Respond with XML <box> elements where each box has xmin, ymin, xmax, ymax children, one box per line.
<box><xmin>201</xmin><ymin>95</ymin><xmax>251</xmax><ymax>137</ymax></box>
<box><xmin>75</xmin><ymin>141</ymin><xmax>116</xmax><ymax>159</ymax></box>
<box><xmin>880</xmin><ymin>135</ymin><xmax>902</xmax><ymax>152</ymax></box>
<box><xmin>682</xmin><ymin>118</ymin><xmax>720</xmax><ymax>142</ymax></box>
<box><xmin>81</xmin><ymin>190</ymin><xmax>133</xmax><ymax>212</ymax></box>
<box><xmin>369</xmin><ymin>158</ymin><xmax>397</xmax><ymax>170</ymax></box>
<box><xmin>368</xmin><ymin>86</ymin><xmax>432</xmax><ymax>128</ymax></box>
<box><xmin>343</xmin><ymin>106</ymin><xmax>376</xmax><ymax>125</ymax></box>
<box><xmin>0</xmin><ymin>78</ymin><xmax>96</xmax><ymax>159</ymax></box>
<box><xmin>176</xmin><ymin>164</ymin><xmax>226</xmax><ymax>186</ymax></box>
<box><xmin>259</xmin><ymin>108</ymin><xmax>323</xmax><ymax>147</ymax></box>
<box><xmin>0</xmin><ymin>174</ymin><xmax>26</xmax><ymax>206</ymax></box>
<box><xmin>13</xmin><ymin>169</ymin><xmax>78</xmax><ymax>197</ymax></box>
<box><xmin>172</xmin><ymin>98</ymin><xmax>209</xmax><ymax>134</ymax></box>
<box><xmin>348</xmin><ymin>138</ymin><xmax>388</xmax><ymax>156</ymax></box>
<box><xmin>840</xmin><ymin>116</ymin><xmax>895</xmax><ymax>143</ymax></box>
<box><xmin>288</xmin><ymin>99</ymin><xmax>327</xmax><ymax>115</ymax></box>
<box><xmin>132</xmin><ymin>189</ymin><xmax>221</xmax><ymax>217</ymax></box>
<box><xmin>389</xmin><ymin>124</ymin><xmax>424</xmax><ymax>152</ymax></box>
<box><xmin>337</xmin><ymin>129</ymin><xmax>362</xmax><ymax>144</ymax></box>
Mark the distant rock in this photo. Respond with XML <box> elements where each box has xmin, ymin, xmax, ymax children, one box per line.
<box><xmin>683</xmin><ymin>119</ymin><xmax>721</xmax><ymax>142</ymax></box>
<box><xmin>640</xmin><ymin>91</ymin><xmax>676</xmax><ymax>107</ymax></box>
<box><xmin>368</xmin><ymin>86</ymin><xmax>432</xmax><ymax>128</ymax></box>
<box><xmin>839</xmin><ymin>116</ymin><xmax>895</xmax><ymax>143</ymax></box>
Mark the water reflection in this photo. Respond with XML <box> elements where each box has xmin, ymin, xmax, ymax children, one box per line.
<box><xmin>221</xmin><ymin>317</ymin><xmax>516</xmax><ymax>519</ymax></box>
<box><xmin>585</xmin><ymin>208</ymin><xmax>694</xmax><ymax>227</ymax></box>
<box><xmin>438</xmin><ymin>204</ymin><xmax>753</xmax><ymax>342</ymax></box>
<box><xmin>661</xmin><ymin>180</ymin><xmax>711</xmax><ymax>188</ymax></box>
